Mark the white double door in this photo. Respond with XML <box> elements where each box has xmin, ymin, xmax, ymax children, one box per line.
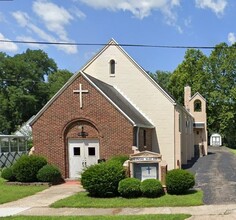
<box><xmin>68</xmin><ymin>139</ymin><xmax>99</xmax><ymax>178</ymax></box>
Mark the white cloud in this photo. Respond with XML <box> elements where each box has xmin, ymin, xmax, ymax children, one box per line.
<box><xmin>70</xmin><ymin>6</ymin><xmax>86</xmax><ymax>19</ymax></box>
<box><xmin>228</xmin><ymin>32</ymin><xmax>236</xmax><ymax>45</ymax></box>
<box><xmin>33</xmin><ymin>0</ymin><xmax>73</xmax><ymax>40</ymax></box>
<box><xmin>0</xmin><ymin>33</ymin><xmax>18</xmax><ymax>52</ymax></box>
<box><xmin>78</xmin><ymin>0</ymin><xmax>182</xmax><ymax>32</ymax></box>
<box><xmin>12</xmin><ymin>11</ymin><xmax>78</xmax><ymax>54</ymax></box>
<box><xmin>195</xmin><ymin>0</ymin><xmax>227</xmax><ymax>15</ymax></box>
<box><xmin>11</xmin><ymin>11</ymin><xmax>29</xmax><ymax>27</ymax></box>
<box><xmin>79</xmin><ymin>0</ymin><xmax>180</xmax><ymax>20</ymax></box>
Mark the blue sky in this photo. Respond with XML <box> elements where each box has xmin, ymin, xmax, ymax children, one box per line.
<box><xmin>0</xmin><ymin>0</ymin><xmax>235</xmax><ymax>73</ymax></box>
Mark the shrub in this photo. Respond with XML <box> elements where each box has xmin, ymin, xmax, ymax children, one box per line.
<box><xmin>140</xmin><ymin>179</ymin><xmax>164</xmax><ymax>198</ymax></box>
<box><xmin>107</xmin><ymin>155</ymin><xmax>129</xmax><ymax>165</ymax></box>
<box><xmin>12</xmin><ymin>155</ymin><xmax>47</xmax><ymax>182</ymax></box>
<box><xmin>1</xmin><ymin>166</ymin><xmax>16</xmax><ymax>181</ymax></box>
<box><xmin>37</xmin><ymin>164</ymin><xmax>62</xmax><ymax>183</ymax></box>
<box><xmin>81</xmin><ymin>161</ymin><xmax>126</xmax><ymax>197</ymax></box>
<box><xmin>118</xmin><ymin>178</ymin><xmax>141</xmax><ymax>198</ymax></box>
<box><xmin>166</xmin><ymin>169</ymin><xmax>195</xmax><ymax>195</ymax></box>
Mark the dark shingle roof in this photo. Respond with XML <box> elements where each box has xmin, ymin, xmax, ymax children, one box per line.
<box><xmin>83</xmin><ymin>73</ymin><xmax>153</xmax><ymax>128</ymax></box>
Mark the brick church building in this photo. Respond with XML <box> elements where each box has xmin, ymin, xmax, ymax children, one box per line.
<box><xmin>30</xmin><ymin>39</ymin><xmax>207</xmax><ymax>179</ymax></box>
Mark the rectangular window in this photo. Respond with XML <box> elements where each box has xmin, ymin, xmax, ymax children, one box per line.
<box><xmin>88</xmin><ymin>147</ymin><xmax>95</xmax><ymax>156</ymax></box>
<box><xmin>19</xmin><ymin>138</ymin><xmax>26</xmax><ymax>152</ymax></box>
<box><xmin>10</xmin><ymin>138</ymin><xmax>18</xmax><ymax>152</ymax></box>
<box><xmin>0</xmin><ymin>138</ymin><xmax>9</xmax><ymax>153</ymax></box>
<box><xmin>74</xmin><ymin>147</ymin><xmax>80</xmax><ymax>156</ymax></box>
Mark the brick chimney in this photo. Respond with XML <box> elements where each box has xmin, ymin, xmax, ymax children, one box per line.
<box><xmin>184</xmin><ymin>86</ymin><xmax>191</xmax><ymax>111</ymax></box>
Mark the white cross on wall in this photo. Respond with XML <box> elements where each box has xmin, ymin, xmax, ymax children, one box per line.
<box><xmin>73</xmin><ymin>83</ymin><xmax>88</xmax><ymax>109</ymax></box>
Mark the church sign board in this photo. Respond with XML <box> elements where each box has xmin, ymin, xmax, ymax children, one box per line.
<box><xmin>129</xmin><ymin>151</ymin><xmax>162</xmax><ymax>181</ymax></box>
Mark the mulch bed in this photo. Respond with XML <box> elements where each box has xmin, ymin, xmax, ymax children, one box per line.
<box><xmin>6</xmin><ymin>181</ymin><xmax>52</xmax><ymax>186</ymax></box>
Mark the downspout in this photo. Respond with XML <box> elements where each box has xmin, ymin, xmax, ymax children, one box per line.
<box><xmin>174</xmin><ymin>108</ymin><xmax>176</xmax><ymax>169</ymax></box>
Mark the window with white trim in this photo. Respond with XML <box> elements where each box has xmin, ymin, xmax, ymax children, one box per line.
<box><xmin>110</xmin><ymin>59</ymin><xmax>115</xmax><ymax>75</ymax></box>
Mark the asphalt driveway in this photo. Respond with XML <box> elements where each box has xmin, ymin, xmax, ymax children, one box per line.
<box><xmin>186</xmin><ymin>146</ymin><xmax>236</xmax><ymax>205</ymax></box>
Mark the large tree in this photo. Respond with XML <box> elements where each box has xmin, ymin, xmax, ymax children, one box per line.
<box><xmin>167</xmin><ymin>49</ymin><xmax>208</xmax><ymax>103</ymax></box>
<box><xmin>48</xmin><ymin>69</ymin><xmax>73</xmax><ymax>98</ymax></box>
<box><xmin>159</xmin><ymin>43</ymin><xmax>236</xmax><ymax>147</ymax></box>
<box><xmin>206</xmin><ymin>43</ymin><xmax>236</xmax><ymax>146</ymax></box>
<box><xmin>149</xmin><ymin>70</ymin><xmax>172</xmax><ymax>91</ymax></box>
<box><xmin>0</xmin><ymin>49</ymin><xmax>72</xmax><ymax>134</ymax></box>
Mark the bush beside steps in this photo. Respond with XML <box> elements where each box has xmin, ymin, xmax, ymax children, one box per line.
<box><xmin>1</xmin><ymin>155</ymin><xmax>62</xmax><ymax>185</ymax></box>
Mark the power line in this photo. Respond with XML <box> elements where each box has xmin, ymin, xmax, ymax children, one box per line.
<box><xmin>0</xmin><ymin>39</ymin><xmax>225</xmax><ymax>50</ymax></box>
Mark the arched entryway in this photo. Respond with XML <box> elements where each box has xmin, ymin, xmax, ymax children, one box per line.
<box><xmin>63</xmin><ymin>119</ymin><xmax>100</xmax><ymax>178</ymax></box>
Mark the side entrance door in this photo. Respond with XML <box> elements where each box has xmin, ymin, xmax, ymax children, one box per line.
<box><xmin>68</xmin><ymin>139</ymin><xmax>99</xmax><ymax>178</ymax></box>
<box><xmin>212</xmin><ymin>136</ymin><xmax>220</xmax><ymax>146</ymax></box>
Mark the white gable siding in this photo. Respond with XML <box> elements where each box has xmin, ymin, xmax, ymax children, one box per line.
<box><xmin>83</xmin><ymin>43</ymin><xmax>176</xmax><ymax>169</ymax></box>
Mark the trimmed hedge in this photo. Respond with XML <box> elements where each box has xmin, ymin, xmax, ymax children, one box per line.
<box><xmin>107</xmin><ymin>155</ymin><xmax>129</xmax><ymax>165</ymax></box>
<box><xmin>166</xmin><ymin>169</ymin><xmax>195</xmax><ymax>195</ymax></box>
<box><xmin>140</xmin><ymin>179</ymin><xmax>164</xmax><ymax>198</ymax></box>
<box><xmin>1</xmin><ymin>166</ymin><xmax>16</xmax><ymax>181</ymax></box>
<box><xmin>118</xmin><ymin>178</ymin><xmax>141</xmax><ymax>198</ymax></box>
<box><xmin>81</xmin><ymin>161</ymin><xmax>126</xmax><ymax>197</ymax></box>
<box><xmin>37</xmin><ymin>164</ymin><xmax>62</xmax><ymax>183</ymax></box>
<box><xmin>12</xmin><ymin>155</ymin><xmax>47</xmax><ymax>182</ymax></box>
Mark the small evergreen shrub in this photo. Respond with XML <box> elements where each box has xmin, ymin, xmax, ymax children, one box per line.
<box><xmin>107</xmin><ymin>155</ymin><xmax>129</xmax><ymax>165</ymax></box>
<box><xmin>1</xmin><ymin>166</ymin><xmax>16</xmax><ymax>181</ymax></box>
<box><xmin>37</xmin><ymin>164</ymin><xmax>62</xmax><ymax>183</ymax></box>
<box><xmin>140</xmin><ymin>179</ymin><xmax>164</xmax><ymax>198</ymax></box>
<box><xmin>166</xmin><ymin>169</ymin><xmax>195</xmax><ymax>195</ymax></box>
<box><xmin>118</xmin><ymin>178</ymin><xmax>141</xmax><ymax>198</ymax></box>
<box><xmin>12</xmin><ymin>155</ymin><xmax>47</xmax><ymax>182</ymax></box>
<box><xmin>81</xmin><ymin>161</ymin><xmax>126</xmax><ymax>197</ymax></box>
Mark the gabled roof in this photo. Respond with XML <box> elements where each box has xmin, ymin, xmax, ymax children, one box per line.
<box><xmin>83</xmin><ymin>73</ymin><xmax>154</xmax><ymax>128</ymax></box>
<box><xmin>82</xmin><ymin>39</ymin><xmax>176</xmax><ymax>104</ymax></box>
<box><xmin>190</xmin><ymin>92</ymin><xmax>206</xmax><ymax>102</ymax></box>
<box><xmin>30</xmin><ymin>72</ymin><xmax>79</xmax><ymax>126</ymax></box>
<box><xmin>30</xmin><ymin>71</ymin><xmax>154</xmax><ymax>128</ymax></box>
<box><xmin>130</xmin><ymin>150</ymin><xmax>162</xmax><ymax>158</ymax></box>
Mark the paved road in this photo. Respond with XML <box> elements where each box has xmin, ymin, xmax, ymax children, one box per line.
<box><xmin>186</xmin><ymin>146</ymin><xmax>236</xmax><ymax>205</ymax></box>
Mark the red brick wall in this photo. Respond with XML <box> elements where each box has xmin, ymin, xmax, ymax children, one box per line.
<box><xmin>32</xmin><ymin>75</ymin><xmax>134</xmax><ymax>178</ymax></box>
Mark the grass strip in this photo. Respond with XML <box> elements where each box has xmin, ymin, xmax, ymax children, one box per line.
<box><xmin>228</xmin><ymin>147</ymin><xmax>236</xmax><ymax>155</ymax></box>
<box><xmin>51</xmin><ymin>190</ymin><xmax>203</xmax><ymax>208</ymax></box>
<box><xmin>0</xmin><ymin>214</ymin><xmax>191</xmax><ymax>220</ymax></box>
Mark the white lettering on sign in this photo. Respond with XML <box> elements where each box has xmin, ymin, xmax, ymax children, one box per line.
<box><xmin>131</xmin><ymin>157</ymin><xmax>160</xmax><ymax>162</ymax></box>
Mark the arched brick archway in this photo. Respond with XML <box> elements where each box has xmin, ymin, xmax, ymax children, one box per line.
<box><xmin>63</xmin><ymin>119</ymin><xmax>101</xmax><ymax>178</ymax></box>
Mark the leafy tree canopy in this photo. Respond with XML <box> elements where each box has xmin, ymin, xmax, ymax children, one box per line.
<box><xmin>0</xmin><ymin>49</ymin><xmax>72</xmax><ymax>134</ymax></box>
<box><xmin>150</xmin><ymin>42</ymin><xmax>236</xmax><ymax>147</ymax></box>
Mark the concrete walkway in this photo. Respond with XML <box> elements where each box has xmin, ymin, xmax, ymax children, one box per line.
<box><xmin>0</xmin><ymin>181</ymin><xmax>82</xmax><ymax>217</ymax></box>
<box><xmin>1</xmin><ymin>181</ymin><xmax>236</xmax><ymax>219</ymax></box>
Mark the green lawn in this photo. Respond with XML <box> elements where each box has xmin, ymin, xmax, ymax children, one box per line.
<box><xmin>0</xmin><ymin>178</ymin><xmax>48</xmax><ymax>204</ymax></box>
<box><xmin>228</xmin><ymin>147</ymin><xmax>236</xmax><ymax>155</ymax></box>
<box><xmin>51</xmin><ymin>190</ymin><xmax>203</xmax><ymax>208</ymax></box>
<box><xmin>0</xmin><ymin>214</ymin><xmax>191</xmax><ymax>220</ymax></box>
